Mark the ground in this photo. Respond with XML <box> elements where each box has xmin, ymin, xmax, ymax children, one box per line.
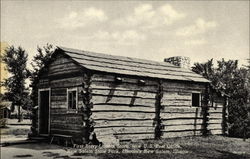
<box><xmin>1</xmin><ymin>119</ymin><xmax>250</xmax><ymax>159</ymax></box>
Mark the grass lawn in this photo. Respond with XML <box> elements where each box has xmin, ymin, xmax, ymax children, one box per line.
<box><xmin>1</xmin><ymin>129</ymin><xmax>250</xmax><ymax>159</ymax></box>
<box><xmin>1</xmin><ymin>135</ymin><xmax>249</xmax><ymax>159</ymax></box>
<box><xmin>1</xmin><ymin>119</ymin><xmax>31</xmax><ymax>144</ymax></box>
<box><xmin>92</xmin><ymin>136</ymin><xmax>250</xmax><ymax>159</ymax></box>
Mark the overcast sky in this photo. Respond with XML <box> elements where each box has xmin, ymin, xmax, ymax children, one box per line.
<box><xmin>1</xmin><ymin>0</ymin><xmax>249</xmax><ymax>68</ymax></box>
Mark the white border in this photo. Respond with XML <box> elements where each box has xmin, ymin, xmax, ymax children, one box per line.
<box><xmin>67</xmin><ymin>87</ymin><xmax>78</xmax><ymax>111</ymax></box>
<box><xmin>38</xmin><ymin>88</ymin><xmax>51</xmax><ymax>135</ymax></box>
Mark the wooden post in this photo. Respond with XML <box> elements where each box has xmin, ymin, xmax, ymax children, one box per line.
<box><xmin>155</xmin><ymin>80</ymin><xmax>163</xmax><ymax>139</ymax></box>
<box><xmin>80</xmin><ymin>71</ymin><xmax>95</xmax><ymax>144</ymax></box>
<box><xmin>202</xmin><ymin>84</ymin><xmax>210</xmax><ymax>136</ymax></box>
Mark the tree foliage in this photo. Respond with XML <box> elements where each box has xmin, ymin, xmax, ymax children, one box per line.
<box><xmin>1</xmin><ymin>46</ymin><xmax>30</xmax><ymax>121</ymax></box>
<box><xmin>30</xmin><ymin>43</ymin><xmax>55</xmax><ymax>106</ymax></box>
<box><xmin>192</xmin><ymin>59</ymin><xmax>250</xmax><ymax>138</ymax></box>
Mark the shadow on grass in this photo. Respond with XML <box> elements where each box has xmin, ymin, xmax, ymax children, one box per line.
<box><xmin>42</xmin><ymin>151</ymin><xmax>82</xmax><ymax>159</ymax></box>
<box><xmin>13</xmin><ymin>154</ymin><xmax>33</xmax><ymax>158</ymax></box>
<box><xmin>215</xmin><ymin>150</ymin><xmax>250</xmax><ymax>159</ymax></box>
<box><xmin>181</xmin><ymin>145</ymin><xmax>250</xmax><ymax>159</ymax></box>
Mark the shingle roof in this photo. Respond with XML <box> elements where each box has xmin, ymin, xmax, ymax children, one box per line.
<box><xmin>57</xmin><ymin>46</ymin><xmax>209</xmax><ymax>83</ymax></box>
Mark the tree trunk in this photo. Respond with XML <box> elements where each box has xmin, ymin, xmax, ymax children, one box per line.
<box><xmin>18</xmin><ymin>105</ymin><xmax>21</xmax><ymax>122</ymax></box>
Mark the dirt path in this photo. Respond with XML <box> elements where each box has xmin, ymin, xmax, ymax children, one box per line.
<box><xmin>1</xmin><ymin>143</ymin><xmax>98</xmax><ymax>159</ymax></box>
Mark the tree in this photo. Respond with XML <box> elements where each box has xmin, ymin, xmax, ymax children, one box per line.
<box><xmin>192</xmin><ymin>59</ymin><xmax>250</xmax><ymax>138</ymax></box>
<box><xmin>1</xmin><ymin>46</ymin><xmax>29</xmax><ymax>122</ymax></box>
<box><xmin>30</xmin><ymin>44</ymin><xmax>55</xmax><ymax>106</ymax></box>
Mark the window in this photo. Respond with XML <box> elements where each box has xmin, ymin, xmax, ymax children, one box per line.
<box><xmin>192</xmin><ymin>93</ymin><xmax>200</xmax><ymax>107</ymax></box>
<box><xmin>67</xmin><ymin>88</ymin><xmax>77</xmax><ymax>110</ymax></box>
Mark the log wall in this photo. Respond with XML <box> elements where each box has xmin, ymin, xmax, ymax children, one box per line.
<box><xmin>37</xmin><ymin>55</ymin><xmax>88</xmax><ymax>139</ymax></box>
<box><xmin>90</xmin><ymin>74</ymin><xmax>158</xmax><ymax>143</ymax></box>
<box><xmin>207</xmin><ymin>94</ymin><xmax>226</xmax><ymax>135</ymax></box>
<box><xmin>34</xmin><ymin>53</ymin><xmax>226</xmax><ymax>144</ymax></box>
<box><xmin>49</xmin><ymin>79</ymin><xmax>85</xmax><ymax>136</ymax></box>
<box><xmin>160</xmin><ymin>82</ymin><xmax>207</xmax><ymax>138</ymax></box>
<box><xmin>90</xmin><ymin>74</ymin><xmax>226</xmax><ymax>143</ymax></box>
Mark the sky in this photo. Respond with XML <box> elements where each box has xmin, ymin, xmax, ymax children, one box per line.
<box><xmin>1</xmin><ymin>0</ymin><xmax>249</xmax><ymax>69</ymax></box>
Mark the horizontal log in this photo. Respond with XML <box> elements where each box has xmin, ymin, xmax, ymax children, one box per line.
<box><xmin>90</xmin><ymin>86</ymin><xmax>157</xmax><ymax>94</ymax></box>
<box><xmin>50</xmin><ymin>111</ymin><xmax>84</xmax><ymax>117</ymax></box>
<box><xmin>207</xmin><ymin>124</ymin><xmax>222</xmax><ymax>130</ymax></box>
<box><xmin>51</xmin><ymin>119</ymin><xmax>83</xmax><ymax>125</ymax></box>
<box><xmin>51</xmin><ymin>96</ymin><xmax>67</xmax><ymax>102</ymax></box>
<box><xmin>91</xmin><ymin>95</ymin><xmax>156</xmax><ymax>107</ymax></box>
<box><xmin>50</xmin><ymin>108</ymin><xmax>68</xmax><ymax>113</ymax></box>
<box><xmin>49</xmin><ymin>69</ymin><xmax>82</xmax><ymax>77</ymax></box>
<box><xmin>50</xmin><ymin>60</ymin><xmax>73</xmax><ymax>67</ymax></box>
<box><xmin>161</xmin><ymin>107</ymin><xmax>204</xmax><ymax>113</ymax></box>
<box><xmin>49</xmin><ymin>66</ymin><xmax>80</xmax><ymax>75</ymax></box>
<box><xmin>90</xmin><ymin>81</ymin><xmax>158</xmax><ymax>93</ymax></box>
<box><xmin>50</xmin><ymin>77</ymin><xmax>83</xmax><ymax>88</ymax></box>
<box><xmin>50</xmin><ymin>56</ymin><xmax>73</xmax><ymax>65</ymax></box>
<box><xmin>51</xmin><ymin>88</ymin><xmax>67</xmax><ymax>96</ymax></box>
<box><xmin>48</xmin><ymin>72</ymin><xmax>83</xmax><ymax>81</ymax></box>
<box><xmin>208</xmin><ymin>113</ymin><xmax>223</xmax><ymax>118</ymax></box>
<box><xmin>92</xmin><ymin>89</ymin><xmax>156</xmax><ymax>99</ymax></box>
<box><xmin>161</xmin><ymin>100</ymin><xmax>191</xmax><ymax>107</ymax></box>
<box><xmin>92</xmin><ymin>104</ymin><xmax>155</xmax><ymax>112</ymax></box>
<box><xmin>50</xmin><ymin>112</ymin><xmax>84</xmax><ymax>116</ymax></box>
<box><xmin>164</xmin><ymin>124</ymin><xmax>205</xmax><ymax>131</ymax></box>
<box><xmin>50</xmin><ymin>114</ymin><xmax>83</xmax><ymax>120</ymax></box>
<box><xmin>162</xmin><ymin>87</ymin><xmax>204</xmax><ymax>92</ymax></box>
<box><xmin>162</xmin><ymin>105</ymin><xmax>195</xmax><ymax>108</ymax></box>
<box><xmin>91</xmin><ymin>112</ymin><xmax>155</xmax><ymax>120</ymax></box>
<box><xmin>94</xmin><ymin>126</ymin><xmax>155</xmax><ymax>136</ymax></box>
<box><xmin>208</xmin><ymin>118</ymin><xmax>223</xmax><ymax>124</ymax></box>
<box><xmin>94</xmin><ymin>119</ymin><xmax>154</xmax><ymax>127</ymax></box>
<box><xmin>114</xmin><ymin>133</ymin><xmax>155</xmax><ymax>141</ymax></box>
<box><xmin>50</xmin><ymin>123</ymin><xmax>83</xmax><ymax>130</ymax></box>
<box><xmin>162</xmin><ymin>89</ymin><xmax>205</xmax><ymax>95</ymax></box>
<box><xmin>50</xmin><ymin>101</ymin><xmax>67</xmax><ymax>108</ymax></box>
<box><xmin>162</xmin><ymin>92</ymin><xmax>191</xmax><ymax>100</ymax></box>
<box><xmin>49</xmin><ymin>62</ymin><xmax>79</xmax><ymax>73</ymax></box>
<box><xmin>162</xmin><ymin>130</ymin><xmax>203</xmax><ymax>138</ymax></box>
<box><xmin>162</xmin><ymin>119</ymin><xmax>204</xmax><ymax>126</ymax></box>
<box><xmin>91</xmin><ymin>74</ymin><xmax>158</xmax><ymax>86</ymax></box>
<box><xmin>162</xmin><ymin>82</ymin><xmax>205</xmax><ymax>90</ymax></box>
<box><xmin>50</xmin><ymin>113</ymin><xmax>83</xmax><ymax>119</ymax></box>
<box><xmin>160</xmin><ymin>112</ymin><xmax>203</xmax><ymax>119</ymax></box>
<box><xmin>209</xmin><ymin>129</ymin><xmax>223</xmax><ymax>135</ymax></box>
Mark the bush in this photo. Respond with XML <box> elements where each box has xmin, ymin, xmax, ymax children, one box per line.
<box><xmin>0</xmin><ymin>118</ymin><xmax>7</xmax><ymax>128</ymax></box>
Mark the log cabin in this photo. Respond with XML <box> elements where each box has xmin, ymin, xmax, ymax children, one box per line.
<box><xmin>31</xmin><ymin>46</ymin><xmax>228</xmax><ymax>146</ymax></box>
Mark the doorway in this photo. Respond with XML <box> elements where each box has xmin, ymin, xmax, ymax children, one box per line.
<box><xmin>39</xmin><ymin>89</ymin><xmax>50</xmax><ymax>134</ymax></box>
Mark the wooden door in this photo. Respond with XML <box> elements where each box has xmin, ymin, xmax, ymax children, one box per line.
<box><xmin>39</xmin><ymin>90</ymin><xmax>50</xmax><ymax>134</ymax></box>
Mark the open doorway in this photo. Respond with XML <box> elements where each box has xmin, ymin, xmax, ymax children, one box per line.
<box><xmin>39</xmin><ymin>89</ymin><xmax>50</xmax><ymax>135</ymax></box>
